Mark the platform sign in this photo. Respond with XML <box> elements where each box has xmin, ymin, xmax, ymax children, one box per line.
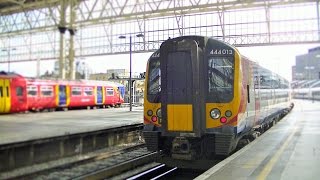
<box><xmin>59</xmin><ymin>85</ymin><xmax>67</xmax><ymax>106</ymax></box>
<box><xmin>97</xmin><ymin>86</ymin><xmax>103</xmax><ymax>104</ymax></box>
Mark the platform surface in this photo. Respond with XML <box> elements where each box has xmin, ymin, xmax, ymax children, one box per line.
<box><xmin>0</xmin><ymin>107</ymin><xmax>143</xmax><ymax>145</ymax></box>
<box><xmin>196</xmin><ymin>100</ymin><xmax>320</xmax><ymax>180</ymax></box>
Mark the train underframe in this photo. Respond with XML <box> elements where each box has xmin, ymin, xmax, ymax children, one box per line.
<box><xmin>144</xmin><ymin>130</ymin><xmax>239</xmax><ymax>160</ymax></box>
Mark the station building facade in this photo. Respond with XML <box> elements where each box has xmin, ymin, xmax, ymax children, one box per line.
<box><xmin>292</xmin><ymin>47</ymin><xmax>320</xmax><ymax>81</ymax></box>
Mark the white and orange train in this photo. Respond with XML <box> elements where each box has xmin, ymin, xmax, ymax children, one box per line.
<box><xmin>0</xmin><ymin>72</ymin><xmax>124</xmax><ymax>114</ymax></box>
<box><xmin>143</xmin><ymin>36</ymin><xmax>294</xmax><ymax>160</ymax></box>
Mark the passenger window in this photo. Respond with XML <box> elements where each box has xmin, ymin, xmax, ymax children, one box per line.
<box><xmin>16</xmin><ymin>87</ymin><xmax>23</xmax><ymax>97</ymax></box>
<box><xmin>40</xmin><ymin>86</ymin><xmax>53</xmax><ymax>97</ymax></box>
<box><xmin>84</xmin><ymin>87</ymin><xmax>93</xmax><ymax>96</ymax></box>
<box><xmin>106</xmin><ymin>88</ymin><xmax>114</xmax><ymax>96</ymax></box>
<box><xmin>27</xmin><ymin>86</ymin><xmax>38</xmax><ymax>96</ymax></box>
<box><xmin>71</xmin><ymin>87</ymin><xmax>82</xmax><ymax>96</ymax></box>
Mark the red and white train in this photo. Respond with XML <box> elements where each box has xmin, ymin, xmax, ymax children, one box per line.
<box><xmin>0</xmin><ymin>72</ymin><xmax>125</xmax><ymax>114</ymax></box>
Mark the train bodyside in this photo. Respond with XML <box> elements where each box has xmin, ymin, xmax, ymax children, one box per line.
<box><xmin>104</xmin><ymin>85</ymin><xmax>124</xmax><ymax>107</ymax></box>
<box><xmin>251</xmin><ymin>63</ymin><xmax>292</xmax><ymax>130</ymax></box>
<box><xmin>292</xmin><ymin>86</ymin><xmax>320</xmax><ymax>101</ymax></box>
<box><xmin>62</xmin><ymin>80</ymin><xmax>123</xmax><ymax>109</ymax></box>
<box><xmin>0</xmin><ymin>72</ymin><xmax>28</xmax><ymax>113</ymax></box>
<box><xmin>67</xmin><ymin>81</ymin><xmax>96</xmax><ymax>109</ymax></box>
<box><xmin>109</xmin><ymin>82</ymin><xmax>125</xmax><ymax>106</ymax></box>
<box><xmin>309</xmin><ymin>87</ymin><xmax>320</xmax><ymax>100</ymax></box>
<box><xmin>26</xmin><ymin>79</ymin><xmax>58</xmax><ymax>111</ymax></box>
<box><xmin>143</xmin><ymin>36</ymin><xmax>292</xmax><ymax>160</ymax></box>
<box><xmin>1</xmin><ymin>73</ymin><xmax>125</xmax><ymax>114</ymax></box>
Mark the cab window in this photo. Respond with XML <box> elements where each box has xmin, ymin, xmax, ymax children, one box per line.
<box><xmin>207</xmin><ymin>57</ymin><xmax>234</xmax><ymax>103</ymax></box>
<box><xmin>16</xmin><ymin>86</ymin><xmax>23</xmax><ymax>97</ymax></box>
<box><xmin>147</xmin><ymin>57</ymin><xmax>161</xmax><ymax>103</ymax></box>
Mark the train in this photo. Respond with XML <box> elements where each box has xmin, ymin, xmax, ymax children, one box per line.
<box><xmin>0</xmin><ymin>71</ymin><xmax>125</xmax><ymax>114</ymax></box>
<box><xmin>143</xmin><ymin>36</ymin><xmax>293</xmax><ymax>161</ymax></box>
<box><xmin>291</xmin><ymin>80</ymin><xmax>320</xmax><ymax>101</ymax></box>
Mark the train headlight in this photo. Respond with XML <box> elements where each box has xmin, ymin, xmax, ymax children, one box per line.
<box><xmin>156</xmin><ymin>108</ymin><xmax>161</xmax><ymax>118</ymax></box>
<box><xmin>147</xmin><ymin>110</ymin><xmax>153</xmax><ymax>116</ymax></box>
<box><xmin>225</xmin><ymin>110</ymin><xmax>232</xmax><ymax>117</ymax></box>
<box><xmin>210</xmin><ymin>108</ymin><xmax>221</xmax><ymax>119</ymax></box>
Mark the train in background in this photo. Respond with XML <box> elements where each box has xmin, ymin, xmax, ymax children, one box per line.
<box><xmin>291</xmin><ymin>80</ymin><xmax>320</xmax><ymax>101</ymax></box>
<box><xmin>143</xmin><ymin>36</ymin><xmax>293</xmax><ymax>161</ymax></box>
<box><xmin>0</xmin><ymin>72</ymin><xmax>125</xmax><ymax>114</ymax></box>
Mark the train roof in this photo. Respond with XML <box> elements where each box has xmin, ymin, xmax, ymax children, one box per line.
<box><xmin>0</xmin><ymin>72</ymin><xmax>125</xmax><ymax>87</ymax></box>
<box><xmin>26</xmin><ymin>78</ymin><xmax>124</xmax><ymax>87</ymax></box>
<box><xmin>163</xmin><ymin>35</ymin><xmax>237</xmax><ymax>51</ymax></box>
<box><xmin>149</xmin><ymin>35</ymin><xmax>237</xmax><ymax>59</ymax></box>
<box><xmin>149</xmin><ymin>36</ymin><xmax>288</xmax><ymax>82</ymax></box>
<box><xmin>0</xmin><ymin>71</ymin><xmax>24</xmax><ymax>79</ymax></box>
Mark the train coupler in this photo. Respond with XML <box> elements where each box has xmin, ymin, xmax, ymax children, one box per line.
<box><xmin>171</xmin><ymin>137</ymin><xmax>195</xmax><ymax>160</ymax></box>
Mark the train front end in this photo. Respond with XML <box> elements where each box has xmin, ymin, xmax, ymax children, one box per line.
<box><xmin>144</xmin><ymin>36</ymin><xmax>244</xmax><ymax>160</ymax></box>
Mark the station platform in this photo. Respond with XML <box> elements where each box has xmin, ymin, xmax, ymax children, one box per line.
<box><xmin>196</xmin><ymin>100</ymin><xmax>320</xmax><ymax>180</ymax></box>
<box><xmin>0</xmin><ymin>107</ymin><xmax>143</xmax><ymax>145</ymax></box>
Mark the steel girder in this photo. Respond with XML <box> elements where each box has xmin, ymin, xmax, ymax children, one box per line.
<box><xmin>0</xmin><ymin>0</ymin><xmax>319</xmax><ymax>63</ymax></box>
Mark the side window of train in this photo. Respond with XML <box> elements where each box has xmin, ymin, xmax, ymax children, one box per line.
<box><xmin>41</xmin><ymin>86</ymin><xmax>53</xmax><ymax>97</ymax></box>
<box><xmin>27</xmin><ymin>86</ymin><xmax>38</xmax><ymax>96</ymax></box>
<box><xmin>16</xmin><ymin>86</ymin><xmax>23</xmax><ymax>97</ymax></box>
<box><xmin>254</xmin><ymin>76</ymin><xmax>259</xmax><ymax>88</ymax></box>
<box><xmin>72</xmin><ymin>87</ymin><xmax>82</xmax><ymax>96</ymax></box>
<box><xmin>106</xmin><ymin>88</ymin><xmax>114</xmax><ymax>96</ymax></box>
<box><xmin>84</xmin><ymin>87</ymin><xmax>93</xmax><ymax>96</ymax></box>
<box><xmin>259</xmin><ymin>75</ymin><xmax>271</xmax><ymax>89</ymax></box>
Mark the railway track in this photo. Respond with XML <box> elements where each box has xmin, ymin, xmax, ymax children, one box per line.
<box><xmin>9</xmin><ymin>120</ymin><xmax>279</xmax><ymax>180</ymax></box>
<box><xmin>16</xmin><ymin>145</ymin><xmax>157</xmax><ymax>180</ymax></box>
<box><xmin>127</xmin><ymin>164</ymin><xmax>178</xmax><ymax>180</ymax></box>
<box><xmin>9</xmin><ymin>119</ymin><xmax>278</xmax><ymax>180</ymax></box>
<box><xmin>20</xmin><ymin>145</ymin><xmax>205</xmax><ymax>180</ymax></box>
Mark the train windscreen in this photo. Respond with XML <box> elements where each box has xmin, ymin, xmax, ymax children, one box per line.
<box><xmin>208</xmin><ymin>57</ymin><xmax>234</xmax><ymax>103</ymax></box>
<box><xmin>147</xmin><ymin>58</ymin><xmax>161</xmax><ymax>103</ymax></box>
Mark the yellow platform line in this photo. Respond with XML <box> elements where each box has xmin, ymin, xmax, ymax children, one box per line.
<box><xmin>257</xmin><ymin>126</ymin><xmax>298</xmax><ymax>180</ymax></box>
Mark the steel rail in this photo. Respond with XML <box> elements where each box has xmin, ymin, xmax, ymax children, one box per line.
<box><xmin>73</xmin><ymin>151</ymin><xmax>159</xmax><ymax>180</ymax></box>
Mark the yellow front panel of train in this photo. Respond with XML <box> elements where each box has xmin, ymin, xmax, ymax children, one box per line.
<box><xmin>167</xmin><ymin>104</ymin><xmax>193</xmax><ymax>131</ymax></box>
<box><xmin>0</xmin><ymin>79</ymin><xmax>11</xmax><ymax>113</ymax></box>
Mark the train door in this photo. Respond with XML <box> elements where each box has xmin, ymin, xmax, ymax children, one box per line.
<box><xmin>0</xmin><ymin>79</ymin><xmax>5</xmax><ymax>113</ymax></box>
<box><xmin>96</xmin><ymin>86</ymin><xmax>103</xmax><ymax>104</ymax></box>
<box><xmin>0</xmin><ymin>79</ymin><xmax>3</xmax><ymax>113</ymax></box>
<box><xmin>243</xmin><ymin>60</ymin><xmax>256</xmax><ymax>131</ymax></box>
<box><xmin>116</xmin><ymin>87</ymin><xmax>121</xmax><ymax>103</ymax></box>
<box><xmin>13</xmin><ymin>84</ymin><xmax>27</xmax><ymax>112</ymax></box>
<box><xmin>160</xmin><ymin>38</ymin><xmax>202</xmax><ymax>137</ymax></box>
<box><xmin>58</xmin><ymin>85</ymin><xmax>67</xmax><ymax>106</ymax></box>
